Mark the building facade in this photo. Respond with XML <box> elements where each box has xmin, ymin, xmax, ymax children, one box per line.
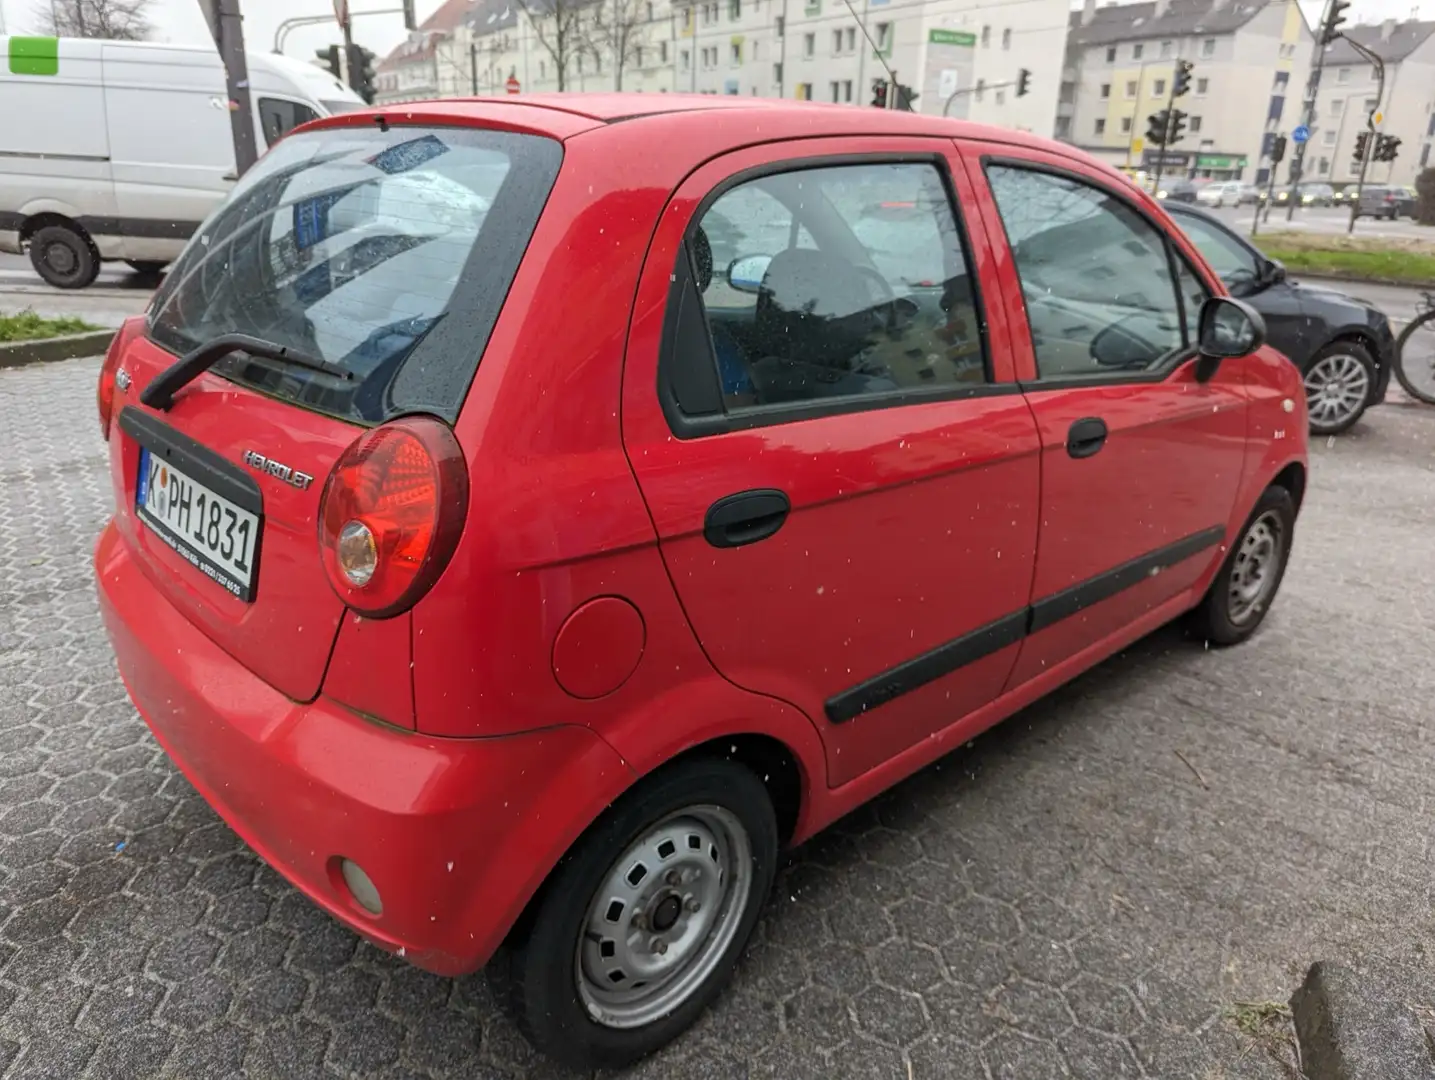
<box><xmin>1060</xmin><ymin>0</ymin><xmax>1314</xmax><ymax>184</ymax></box>
<box><xmin>1306</xmin><ymin>19</ymin><xmax>1435</xmax><ymax>190</ymax></box>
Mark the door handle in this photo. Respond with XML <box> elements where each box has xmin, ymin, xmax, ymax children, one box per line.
<box><xmin>1066</xmin><ymin>417</ymin><xmax>1108</xmax><ymax>459</ymax></box>
<box><xmin>704</xmin><ymin>489</ymin><xmax>791</xmax><ymax>548</ymax></box>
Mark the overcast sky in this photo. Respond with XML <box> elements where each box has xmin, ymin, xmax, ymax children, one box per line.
<box><xmin>0</xmin><ymin>0</ymin><xmax>1428</xmax><ymax>72</ymax></box>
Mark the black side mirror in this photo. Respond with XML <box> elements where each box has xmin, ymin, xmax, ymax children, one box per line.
<box><xmin>1194</xmin><ymin>296</ymin><xmax>1265</xmax><ymax>381</ymax></box>
<box><xmin>1261</xmin><ymin>258</ymin><xmax>1286</xmax><ymax>284</ymax></box>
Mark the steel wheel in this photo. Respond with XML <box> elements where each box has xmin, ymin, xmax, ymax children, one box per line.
<box><xmin>42</xmin><ymin>241</ymin><xmax>77</xmax><ymax>277</ymax></box>
<box><xmin>1304</xmin><ymin>352</ymin><xmax>1370</xmax><ymax>430</ymax></box>
<box><xmin>576</xmin><ymin>805</ymin><xmax>753</xmax><ymax>1030</ymax></box>
<box><xmin>1227</xmin><ymin>510</ymin><xmax>1284</xmax><ymax>627</ymax></box>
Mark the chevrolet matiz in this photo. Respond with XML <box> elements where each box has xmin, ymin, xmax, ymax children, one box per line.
<box><xmin>94</xmin><ymin>95</ymin><xmax>1308</xmax><ymax>1071</ymax></box>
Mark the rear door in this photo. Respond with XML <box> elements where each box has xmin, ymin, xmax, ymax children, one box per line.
<box><xmin>622</xmin><ymin>138</ymin><xmax>1042</xmax><ymax>788</ymax></box>
<box><xmin>962</xmin><ymin>143</ymin><xmax>1249</xmax><ymax>688</ymax></box>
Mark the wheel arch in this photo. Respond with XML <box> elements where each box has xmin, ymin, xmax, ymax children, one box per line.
<box><xmin>18</xmin><ymin>210</ymin><xmax>93</xmax><ymax>247</ymax></box>
<box><xmin>1270</xmin><ymin>460</ymin><xmax>1307</xmax><ymax>516</ymax></box>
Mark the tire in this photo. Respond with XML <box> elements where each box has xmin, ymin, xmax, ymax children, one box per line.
<box><xmin>490</xmin><ymin>758</ymin><xmax>780</xmax><ymax>1072</ymax></box>
<box><xmin>1394</xmin><ymin>309</ymin><xmax>1435</xmax><ymax>405</ymax></box>
<box><xmin>1302</xmin><ymin>340</ymin><xmax>1377</xmax><ymax>435</ymax></box>
<box><xmin>1191</xmin><ymin>486</ymin><xmax>1295</xmax><ymax>646</ymax></box>
<box><xmin>27</xmin><ymin>223</ymin><xmax>100</xmax><ymax>289</ymax></box>
<box><xmin>125</xmin><ymin>260</ymin><xmax>167</xmax><ymax>276</ymax></box>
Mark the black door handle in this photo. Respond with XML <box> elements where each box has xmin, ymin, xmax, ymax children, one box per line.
<box><xmin>1066</xmin><ymin>417</ymin><xmax>1108</xmax><ymax>459</ymax></box>
<box><xmin>704</xmin><ymin>489</ymin><xmax>791</xmax><ymax>548</ymax></box>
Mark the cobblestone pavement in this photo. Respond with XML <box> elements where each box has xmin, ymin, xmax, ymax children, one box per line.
<box><xmin>2</xmin><ymin>357</ymin><xmax>1433</xmax><ymax>1080</ymax></box>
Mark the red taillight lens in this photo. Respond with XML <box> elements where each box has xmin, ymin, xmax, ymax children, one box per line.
<box><xmin>98</xmin><ymin>316</ymin><xmax>145</xmax><ymax>440</ymax></box>
<box><xmin>318</xmin><ymin>418</ymin><xmax>469</xmax><ymax>618</ymax></box>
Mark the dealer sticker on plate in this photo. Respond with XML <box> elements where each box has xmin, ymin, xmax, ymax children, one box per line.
<box><xmin>136</xmin><ymin>447</ymin><xmax>260</xmax><ymax>601</ymax></box>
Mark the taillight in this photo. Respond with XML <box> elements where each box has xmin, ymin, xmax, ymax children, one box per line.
<box><xmin>318</xmin><ymin>417</ymin><xmax>469</xmax><ymax>618</ymax></box>
<box><xmin>98</xmin><ymin>316</ymin><xmax>145</xmax><ymax>440</ymax></box>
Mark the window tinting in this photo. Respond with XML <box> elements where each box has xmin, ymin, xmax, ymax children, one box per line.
<box><xmin>684</xmin><ymin>162</ymin><xmax>985</xmax><ymax>415</ymax></box>
<box><xmin>986</xmin><ymin>165</ymin><xmax>1188</xmax><ymax>380</ymax></box>
<box><xmin>148</xmin><ymin>126</ymin><xmax>561</xmax><ymax>425</ymax></box>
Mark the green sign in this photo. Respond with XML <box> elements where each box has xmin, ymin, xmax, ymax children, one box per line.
<box><xmin>8</xmin><ymin>37</ymin><xmax>59</xmax><ymax>76</ymax></box>
<box><xmin>1196</xmin><ymin>154</ymin><xmax>1248</xmax><ymax>169</ymax></box>
<box><xmin>928</xmin><ymin>29</ymin><xmax>977</xmax><ymax>47</ymax></box>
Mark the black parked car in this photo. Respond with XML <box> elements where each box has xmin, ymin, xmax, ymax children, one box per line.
<box><xmin>1166</xmin><ymin>202</ymin><xmax>1394</xmax><ymax>434</ymax></box>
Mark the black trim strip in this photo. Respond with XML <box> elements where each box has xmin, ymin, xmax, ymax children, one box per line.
<box><xmin>1026</xmin><ymin>525</ymin><xmax>1226</xmax><ymax>634</ymax></box>
<box><xmin>0</xmin><ymin>212</ymin><xmax>203</xmax><ymax>241</ymax></box>
<box><xmin>824</xmin><ymin>525</ymin><xmax>1226</xmax><ymax>723</ymax></box>
<box><xmin>117</xmin><ymin>407</ymin><xmax>264</xmax><ymax>515</ymax></box>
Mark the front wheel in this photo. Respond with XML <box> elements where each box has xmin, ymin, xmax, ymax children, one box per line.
<box><xmin>1191</xmin><ymin>486</ymin><xmax>1295</xmax><ymax>646</ymax></box>
<box><xmin>28</xmin><ymin>223</ymin><xmax>99</xmax><ymax>289</ymax></box>
<box><xmin>1303</xmin><ymin>341</ymin><xmax>1376</xmax><ymax>435</ymax></box>
<box><xmin>1394</xmin><ymin>308</ymin><xmax>1435</xmax><ymax>405</ymax></box>
<box><xmin>491</xmin><ymin>758</ymin><xmax>779</xmax><ymax>1072</ymax></box>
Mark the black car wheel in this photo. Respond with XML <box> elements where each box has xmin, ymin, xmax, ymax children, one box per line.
<box><xmin>28</xmin><ymin>223</ymin><xmax>100</xmax><ymax>290</ymax></box>
<box><xmin>1191</xmin><ymin>485</ymin><xmax>1296</xmax><ymax>646</ymax></box>
<box><xmin>1303</xmin><ymin>340</ymin><xmax>1376</xmax><ymax>436</ymax></box>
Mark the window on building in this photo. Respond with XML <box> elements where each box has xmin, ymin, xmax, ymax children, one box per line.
<box><xmin>1154</xmin><ymin>78</ymin><xmax>1166</xmax><ymax>96</ymax></box>
<box><xmin>1121</xmin><ymin>116</ymin><xmax>1133</xmax><ymax>133</ymax></box>
<box><xmin>833</xmin><ymin>29</ymin><xmax>843</xmax><ymax>53</ymax></box>
<box><xmin>773</xmin><ymin>61</ymin><xmax>782</xmax><ymax>83</ymax></box>
<box><xmin>1201</xmin><ymin>37</ymin><xmax>1215</xmax><ymax>57</ymax></box>
<box><xmin>729</xmin><ymin>0</ymin><xmax>740</xmax><ymax>17</ymax></box>
<box><xmin>661</xmin><ymin>41</ymin><xmax>669</xmax><ymax>62</ymax></box>
<box><xmin>1100</xmin><ymin>83</ymin><xmax>1111</xmax><ymax>99</ymax></box>
<box><xmin>1365</xmin><ymin>97</ymin><xmax>1379</xmax><ymax>114</ymax></box>
<box><xmin>1428</xmin><ymin>114</ymin><xmax>1435</xmax><ymax>137</ymax></box>
<box><xmin>875</xmin><ymin>22</ymin><xmax>892</xmax><ymax>54</ymax></box>
<box><xmin>752</xmin><ymin>40</ymin><xmax>761</xmax><ymax>59</ymax></box>
<box><xmin>1196</xmin><ymin>77</ymin><xmax>1209</xmax><ymax>95</ymax></box>
<box><xmin>1160</xmin><ymin>40</ymin><xmax>1172</xmax><ymax>58</ymax></box>
<box><xmin>1106</xmin><ymin>46</ymin><xmax>1116</xmax><ymax>62</ymax></box>
<box><xmin>1318</xmin><ymin>157</ymin><xmax>1330</xmax><ymax>174</ymax></box>
<box><xmin>843</xmin><ymin>78</ymin><xmax>853</xmax><ymax>102</ymax></box>
<box><xmin>1095</xmin><ymin>117</ymin><xmax>1106</xmax><ymax>135</ymax></box>
<box><xmin>1422</xmin><ymin>144</ymin><xmax>1431</xmax><ymax>167</ymax></box>
<box><xmin>803</xmin><ymin>32</ymin><xmax>814</xmax><ymax>57</ymax></box>
<box><xmin>775</xmin><ymin>14</ymin><xmax>784</xmax><ymax>36</ymax></box>
<box><xmin>1055</xmin><ymin>116</ymin><xmax>1072</xmax><ymax>139</ymax></box>
<box><xmin>636</xmin><ymin>45</ymin><xmax>644</xmax><ymax>66</ymax></box>
<box><xmin>1330</xmin><ymin>99</ymin><xmax>1344</xmax><ymax>116</ymax></box>
<box><xmin>1190</xmin><ymin>115</ymin><xmax>1202</xmax><ymax>133</ymax></box>
<box><xmin>846</xmin><ymin>27</ymin><xmax>855</xmax><ymax>50</ymax></box>
<box><xmin>681</xmin><ymin>49</ymin><xmax>690</xmax><ymax>70</ymax></box>
<box><xmin>1273</xmin><ymin>71</ymin><xmax>1288</xmax><ymax>88</ymax></box>
<box><xmin>831</xmin><ymin>80</ymin><xmax>841</xmax><ymax>102</ymax></box>
<box><xmin>996</xmin><ymin>89</ymin><xmax>1006</xmax><ymax>104</ymax></box>
<box><xmin>1002</xmin><ymin>28</ymin><xmax>1011</xmax><ymax>49</ymax></box>
<box><xmin>976</xmin><ymin>78</ymin><xmax>986</xmax><ymax>101</ymax></box>
<box><xmin>731</xmin><ymin>42</ymin><xmax>742</xmax><ymax>64</ymax></box>
<box><xmin>986</xmin><ymin>166</ymin><xmax>1203</xmax><ymax>380</ymax></box>
<box><xmin>982</xmin><ymin>25</ymin><xmax>991</xmax><ymax>47</ymax></box>
<box><xmin>1324</xmin><ymin>129</ymin><xmax>1337</xmax><ymax>146</ymax></box>
<box><xmin>1125</xmin><ymin>79</ymin><xmax>1137</xmax><ymax>97</ymax></box>
<box><xmin>1336</xmin><ymin>67</ymin><xmax>1350</xmax><ymax>82</ymax></box>
<box><xmin>646</xmin><ymin>1</ymin><xmax>653</xmax><ymax>18</ymax></box>
<box><xmin>1132</xmin><ymin>43</ymin><xmax>1143</xmax><ymax>59</ymax></box>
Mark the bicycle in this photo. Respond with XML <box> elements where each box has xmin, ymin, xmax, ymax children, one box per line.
<box><xmin>1394</xmin><ymin>291</ymin><xmax>1435</xmax><ymax>405</ymax></box>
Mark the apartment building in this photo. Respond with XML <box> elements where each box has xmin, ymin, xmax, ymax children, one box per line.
<box><xmin>375</xmin><ymin>0</ymin><xmax>476</xmax><ymax>102</ymax></box>
<box><xmin>1306</xmin><ymin>19</ymin><xmax>1435</xmax><ymax>189</ymax></box>
<box><xmin>1059</xmin><ymin>0</ymin><xmax>1314</xmax><ymax>184</ymax></box>
<box><xmin>376</xmin><ymin>0</ymin><xmax>1067</xmax><ymax>138</ymax></box>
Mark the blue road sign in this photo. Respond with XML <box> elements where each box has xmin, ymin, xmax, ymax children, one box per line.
<box><xmin>1292</xmin><ymin>124</ymin><xmax>1311</xmax><ymax>143</ymax></box>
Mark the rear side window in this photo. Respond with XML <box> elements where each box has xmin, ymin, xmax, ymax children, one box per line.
<box><xmin>148</xmin><ymin>126</ymin><xmax>561</xmax><ymax>425</ymax></box>
<box><xmin>673</xmin><ymin>161</ymin><xmax>986</xmax><ymax>423</ymax></box>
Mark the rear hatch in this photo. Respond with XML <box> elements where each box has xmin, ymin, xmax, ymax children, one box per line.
<box><xmin>108</xmin><ymin>121</ymin><xmax>561</xmax><ymax>701</ymax></box>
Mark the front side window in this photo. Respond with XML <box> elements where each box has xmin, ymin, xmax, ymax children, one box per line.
<box><xmin>986</xmin><ymin>165</ymin><xmax>1194</xmax><ymax>380</ymax></box>
<box><xmin>1172</xmin><ymin>215</ymin><xmax>1254</xmax><ymax>287</ymax></box>
<box><xmin>258</xmin><ymin>98</ymin><xmax>319</xmax><ymax>148</ymax></box>
<box><xmin>677</xmin><ymin>162</ymin><xmax>987</xmax><ymax>417</ymax></box>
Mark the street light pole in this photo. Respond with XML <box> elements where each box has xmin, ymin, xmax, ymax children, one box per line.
<box><xmin>198</xmin><ymin>0</ymin><xmax>259</xmax><ymax>177</ymax></box>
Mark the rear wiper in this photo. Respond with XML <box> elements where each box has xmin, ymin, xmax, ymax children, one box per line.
<box><xmin>141</xmin><ymin>333</ymin><xmax>352</xmax><ymax>411</ymax></box>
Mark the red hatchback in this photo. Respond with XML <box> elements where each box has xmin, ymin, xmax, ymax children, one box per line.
<box><xmin>95</xmin><ymin>96</ymin><xmax>1307</xmax><ymax>1070</ymax></box>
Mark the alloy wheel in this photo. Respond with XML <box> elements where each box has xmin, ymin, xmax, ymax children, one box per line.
<box><xmin>1304</xmin><ymin>353</ymin><xmax>1369</xmax><ymax>430</ymax></box>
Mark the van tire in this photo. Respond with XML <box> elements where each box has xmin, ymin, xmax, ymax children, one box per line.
<box><xmin>29</xmin><ymin>224</ymin><xmax>100</xmax><ymax>289</ymax></box>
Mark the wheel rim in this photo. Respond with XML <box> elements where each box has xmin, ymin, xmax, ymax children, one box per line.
<box><xmin>1228</xmin><ymin>510</ymin><xmax>1284</xmax><ymax>626</ymax></box>
<box><xmin>44</xmin><ymin>241</ymin><xmax>77</xmax><ymax>276</ymax></box>
<box><xmin>576</xmin><ymin>805</ymin><xmax>752</xmax><ymax>1030</ymax></box>
<box><xmin>1303</xmin><ymin>353</ymin><xmax>1369</xmax><ymax>428</ymax></box>
<box><xmin>1397</xmin><ymin>318</ymin><xmax>1435</xmax><ymax>402</ymax></box>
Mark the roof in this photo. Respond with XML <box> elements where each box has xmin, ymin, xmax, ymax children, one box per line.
<box><xmin>1068</xmin><ymin>0</ymin><xmax>1275</xmax><ymax>47</ymax></box>
<box><xmin>462</xmin><ymin>0</ymin><xmax>519</xmax><ymax>34</ymax></box>
<box><xmin>1319</xmin><ymin>19</ymin><xmax>1435</xmax><ymax>66</ymax></box>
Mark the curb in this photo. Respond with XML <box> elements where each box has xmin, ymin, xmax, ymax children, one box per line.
<box><xmin>0</xmin><ymin>330</ymin><xmax>116</xmax><ymax>371</ymax></box>
<box><xmin>1290</xmin><ymin>960</ymin><xmax>1435</xmax><ymax>1080</ymax></box>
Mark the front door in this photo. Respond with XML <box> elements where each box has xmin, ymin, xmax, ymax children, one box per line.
<box><xmin>963</xmin><ymin>147</ymin><xmax>1250</xmax><ymax>688</ymax></box>
<box><xmin>622</xmin><ymin>138</ymin><xmax>1042</xmax><ymax>788</ymax></box>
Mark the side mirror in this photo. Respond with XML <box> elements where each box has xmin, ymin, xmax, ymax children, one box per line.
<box><xmin>1261</xmin><ymin>257</ymin><xmax>1286</xmax><ymax>284</ymax></box>
<box><xmin>1195</xmin><ymin>296</ymin><xmax>1265</xmax><ymax>380</ymax></box>
<box><xmin>727</xmin><ymin>254</ymin><xmax>772</xmax><ymax>294</ymax></box>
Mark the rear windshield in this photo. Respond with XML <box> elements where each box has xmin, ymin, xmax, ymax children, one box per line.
<box><xmin>147</xmin><ymin>125</ymin><xmax>561</xmax><ymax>424</ymax></box>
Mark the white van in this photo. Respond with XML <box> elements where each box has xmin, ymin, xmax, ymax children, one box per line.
<box><xmin>0</xmin><ymin>36</ymin><xmax>365</xmax><ymax>288</ymax></box>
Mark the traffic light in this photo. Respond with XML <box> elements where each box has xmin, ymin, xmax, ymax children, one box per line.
<box><xmin>895</xmin><ymin>83</ymin><xmax>918</xmax><ymax>110</ymax></box>
<box><xmin>1016</xmin><ymin>68</ymin><xmax>1031</xmax><ymax>98</ymax></box>
<box><xmin>1270</xmin><ymin>133</ymin><xmax>1287</xmax><ymax>164</ymax></box>
<box><xmin>1172</xmin><ymin>59</ymin><xmax>1193</xmax><ymax>98</ymax></box>
<box><xmin>316</xmin><ymin>45</ymin><xmax>342</xmax><ymax>80</ymax></box>
<box><xmin>1375</xmin><ymin>134</ymin><xmax>1402</xmax><ymax>162</ymax></box>
<box><xmin>347</xmin><ymin>44</ymin><xmax>377</xmax><ymax>104</ymax></box>
<box><xmin>1353</xmin><ymin>130</ymin><xmax>1370</xmax><ymax>163</ymax></box>
<box><xmin>403</xmin><ymin>0</ymin><xmax>417</xmax><ymax>30</ymax></box>
<box><xmin>871</xmin><ymin>78</ymin><xmax>888</xmax><ymax>108</ymax></box>
<box><xmin>1167</xmin><ymin>108</ymin><xmax>1188</xmax><ymax>144</ymax></box>
<box><xmin>1321</xmin><ymin>0</ymin><xmax>1350</xmax><ymax>44</ymax></box>
<box><xmin>1146</xmin><ymin>109</ymin><xmax>1170</xmax><ymax>146</ymax></box>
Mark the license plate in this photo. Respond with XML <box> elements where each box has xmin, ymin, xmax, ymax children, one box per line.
<box><xmin>136</xmin><ymin>447</ymin><xmax>260</xmax><ymax>601</ymax></box>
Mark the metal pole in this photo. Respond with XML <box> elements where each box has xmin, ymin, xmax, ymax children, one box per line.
<box><xmin>204</xmin><ymin>0</ymin><xmax>260</xmax><ymax>177</ymax></box>
<box><xmin>470</xmin><ymin>40</ymin><xmax>478</xmax><ymax>93</ymax></box>
<box><xmin>1286</xmin><ymin>0</ymin><xmax>1335</xmax><ymax>222</ymax></box>
<box><xmin>340</xmin><ymin>12</ymin><xmax>354</xmax><ymax>89</ymax></box>
<box><xmin>1343</xmin><ymin>38</ymin><xmax>1385</xmax><ymax>234</ymax></box>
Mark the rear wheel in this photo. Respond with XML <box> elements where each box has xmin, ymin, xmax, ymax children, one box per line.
<box><xmin>1394</xmin><ymin>308</ymin><xmax>1435</xmax><ymax>405</ymax></box>
<box><xmin>28</xmin><ymin>223</ymin><xmax>99</xmax><ymax>289</ymax></box>
<box><xmin>491</xmin><ymin>758</ymin><xmax>779</xmax><ymax>1072</ymax></box>
<box><xmin>1303</xmin><ymin>341</ymin><xmax>1376</xmax><ymax>435</ymax></box>
<box><xmin>1191</xmin><ymin>486</ymin><xmax>1295</xmax><ymax>646</ymax></box>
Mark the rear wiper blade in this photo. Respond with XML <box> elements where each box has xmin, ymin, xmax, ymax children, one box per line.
<box><xmin>141</xmin><ymin>333</ymin><xmax>352</xmax><ymax>411</ymax></box>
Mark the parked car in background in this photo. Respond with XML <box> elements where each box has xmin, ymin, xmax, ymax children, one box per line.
<box><xmin>1355</xmin><ymin>185</ymin><xmax>1415</xmax><ymax>219</ymax></box>
<box><xmin>1300</xmin><ymin>183</ymin><xmax>1335</xmax><ymax>206</ymax></box>
<box><xmin>1197</xmin><ymin>180</ymin><xmax>1249</xmax><ymax>207</ymax></box>
<box><xmin>1331</xmin><ymin>185</ymin><xmax>1356</xmax><ymax>205</ymax></box>
<box><xmin>1155</xmin><ymin>177</ymin><xmax>1201</xmax><ymax>203</ymax></box>
<box><xmin>93</xmin><ymin>95</ymin><xmax>1306</xmax><ymax>1072</ymax></box>
<box><xmin>1166</xmin><ymin>201</ymin><xmax>1394</xmax><ymax>434</ymax></box>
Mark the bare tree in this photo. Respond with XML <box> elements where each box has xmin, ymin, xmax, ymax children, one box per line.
<box><xmin>590</xmin><ymin>0</ymin><xmax>645</xmax><ymax>90</ymax></box>
<box><xmin>513</xmin><ymin>0</ymin><xmax>597</xmax><ymax>91</ymax></box>
<box><xmin>35</xmin><ymin>0</ymin><xmax>153</xmax><ymax>39</ymax></box>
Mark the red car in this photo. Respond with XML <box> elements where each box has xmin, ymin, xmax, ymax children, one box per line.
<box><xmin>94</xmin><ymin>96</ymin><xmax>1307</xmax><ymax>1070</ymax></box>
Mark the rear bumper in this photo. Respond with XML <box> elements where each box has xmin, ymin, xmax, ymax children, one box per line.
<box><xmin>95</xmin><ymin>519</ymin><xmax>634</xmax><ymax>975</ymax></box>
